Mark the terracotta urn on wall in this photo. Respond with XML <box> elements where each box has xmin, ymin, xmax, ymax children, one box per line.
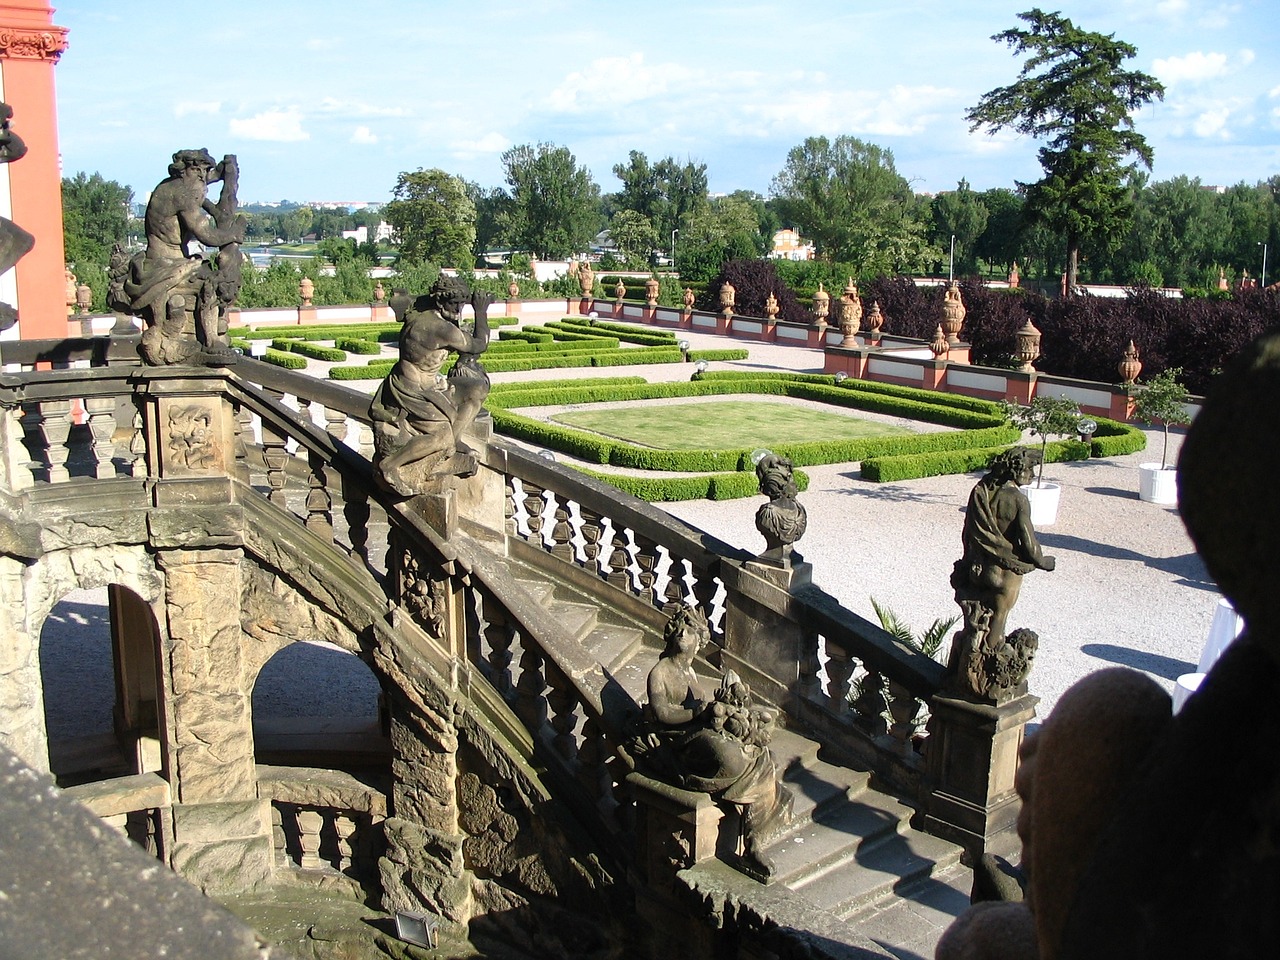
<box><xmin>720</xmin><ymin>281</ymin><xmax>735</xmax><ymax>317</ymax></box>
<box><xmin>645</xmin><ymin>275</ymin><xmax>660</xmax><ymax>306</ymax></box>
<box><xmin>299</xmin><ymin>276</ymin><xmax>314</xmax><ymax>307</ymax></box>
<box><xmin>811</xmin><ymin>283</ymin><xmax>829</xmax><ymax>326</ymax></box>
<box><xmin>1015</xmin><ymin>318</ymin><xmax>1042</xmax><ymax>373</ymax></box>
<box><xmin>866</xmin><ymin>300</ymin><xmax>884</xmax><ymax>342</ymax></box>
<box><xmin>941</xmin><ymin>281</ymin><xmax>966</xmax><ymax>344</ymax></box>
<box><xmin>929</xmin><ymin>324</ymin><xmax>949</xmax><ymax>359</ymax></box>
<box><xmin>1118</xmin><ymin>340</ymin><xmax>1143</xmax><ymax>384</ymax></box>
<box><xmin>764</xmin><ymin>291</ymin><xmax>779</xmax><ymax>320</ymax></box>
<box><xmin>839</xmin><ymin>278</ymin><xmax>862</xmax><ymax>343</ymax></box>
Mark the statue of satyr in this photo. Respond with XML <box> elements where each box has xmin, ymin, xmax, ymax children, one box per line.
<box><xmin>629</xmin><ymin>606</ymin><xmax>793</xmax><ymax>879</ymax></box>
<box><xmin>368</xmin><ymin>275</ymin><xmax>492</xmax><ymax>495</ymax></box>
<box><xmin>948</xmin><ymin>448</ymin><xmax>1055</xmax><ymax>700</ymax></box>
<box><xmin>110</xmin><ymin>149</ymin><xmax>246</xmax><ymax>364</ymax></box>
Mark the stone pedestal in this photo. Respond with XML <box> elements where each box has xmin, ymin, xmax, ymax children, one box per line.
<box><xmin>720</xmin><ymin>560</ymin><xmax>812</xmax><ymax>710</ymax></box>
<box><xmin>922</xmin><ymin>692</ymin><xmax>1037</xmax><ymax>854</ymax></box>
<box><xmin>627</xmin><ymin>771</ymin><xmax>723</xmax><ymax>889</ymax></box>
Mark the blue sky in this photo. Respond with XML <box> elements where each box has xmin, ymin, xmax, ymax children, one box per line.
<box><xmin>51</xmin><ymin>0</ymin><xmax>1279</xmax><ymax>206</ymax></box>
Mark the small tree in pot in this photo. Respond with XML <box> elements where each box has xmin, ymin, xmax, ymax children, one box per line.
<box><xmin>1000</xmin><ymin>395</ymin><xmax>1082</xmax><ymax>488</ymax></box>
<box><xmin>1132</xmin><ymin>367</ymin><xmax>1191</xmax><ymax>469</ymax></box>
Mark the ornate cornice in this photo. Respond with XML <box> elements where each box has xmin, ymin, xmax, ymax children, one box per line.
<box><xmin>0</xmin><ymin>25</ymin><xmax>68</xmax><ymax>61</ymax></box>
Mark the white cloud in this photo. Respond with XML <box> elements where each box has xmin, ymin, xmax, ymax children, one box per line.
<box><xmin>350</xmin><ymin>125</ymin><xmax>377</xmax><ymax>145</ymax></box>
<box><xmin>741</xmin><ymin>84</ymin><xmax>955</xmax><ymax>139</ymax></box>
<box><xmin>318</xmin><ymin>97</ymin><xmax>408</xmax><ymax>118</ymax></box>
<box><xmin>450</xmin><ymin>132</ymin><xmax>510</xmax><ymax>158</ymax></box>
<box><xmin>229</xmin><ymin>108</ymin><xmax>310</xmax><ymax>142</ymax></box>
<box><xmin>546</xmin><ymin>53</ymin><xmax>693</xmax><ymax>111</ymax></box>
<box><xmin>1192</xmin><ymin>106</ymin><xmax>1231</xmax><ymax>138</ymax></box>
<box><xmin>174</xmin><ymin>100</ymin><xmax>222</xmax><ymax>118</ymax></box>
<box><xmin>1156</xmin><ymin>0</ymin><xmax>1189</xmax><ymax>16</ymax></box>
<box><xmin>1154</xmin><ymin>51</ymin><xmax>1229</xmax><ymax>85</ymax></box>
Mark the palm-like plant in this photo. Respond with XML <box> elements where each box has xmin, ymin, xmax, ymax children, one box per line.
<box><xmin>870</xmin><ymin>597</ymin><xmax>958</xmax><ymax>659</ymax></box>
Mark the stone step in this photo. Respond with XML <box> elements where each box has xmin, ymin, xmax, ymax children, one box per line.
<box><xmin>790</xmin><ymin>825</ymin><xmax>964</xmax><ymax>921</ymax></box>
<box><xmin>769</xmin><ymin>789</ymin><xmax>917</xmax><ymax>885</ymax></box>
<box><xmin>582</xmin><ymin>621</ymin><xmax>648</xmax><ymax>675</ymax></box>
<box><xmin>512</xmin><ymin>576</ymin><xmax>598</xmax><ymax>641</ymax></box>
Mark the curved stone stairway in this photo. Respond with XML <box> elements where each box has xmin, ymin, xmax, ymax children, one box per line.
<box><xmin>468</xmin><ymin>534</ymin><xmax>980</xmax><ymax>960</ymax></box>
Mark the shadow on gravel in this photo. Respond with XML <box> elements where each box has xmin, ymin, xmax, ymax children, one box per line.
<box><xmin>1083</xmin><ymin>484</ymin><xmax>1142</xmax><ymax>500</ymax></box>
<box><xmin>1036</xmin><ymin>533</ymin><xmax>1214</xmax><ymax>590</ymax></box>
<box><xmin>835</xmin><ymin>480</ymin><xmax>959</xmax><ymax>506</ymax></box>
<box><xmin>1080</xmin><ymin>643</ymin><xmax>1195</xmax><ymax>681</ymax></box>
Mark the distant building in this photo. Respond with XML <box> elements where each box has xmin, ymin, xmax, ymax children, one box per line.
<box><xmin>341</xmin><ymin>222</ymin><xmax>394</xmax><ymax>244</ymax></box>
<box><xmin>769</xmin><ymin>228</ymin><xmax>814</xmax><ymax>261</ymax></box>
<box><xmin>310</xmin><ymin>201</ymin><xmax>381</xmax><ymax>211</ymax></box>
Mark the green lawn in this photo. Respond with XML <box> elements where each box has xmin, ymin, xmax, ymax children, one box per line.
<box><xmin>551</xmin><ymin>400</ymin><xmax>911</xmax><ymax>450</ymax></box>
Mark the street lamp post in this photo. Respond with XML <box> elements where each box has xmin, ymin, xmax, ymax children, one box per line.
<box><xmin>671</xmin><ymin>229</ymin><xmax>678</xmax><ymax>269</ymax></box>
<box><xmin>949</xmin><ymin>234</ymin><xmax>956</xmax><ymax>282</ymax></box>
<box><xmin>1261</xmin><ymin>241</ymin><xmax>1269</xmax><ymax>289</ymax></box>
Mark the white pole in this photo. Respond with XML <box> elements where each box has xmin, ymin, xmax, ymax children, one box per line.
<box><xmin>949</xmin><ymin>235</ymin><xmax>956</xmax><ymax>282</ymax></box>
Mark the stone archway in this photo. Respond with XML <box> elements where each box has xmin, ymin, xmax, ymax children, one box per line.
<box><xmin>251</xmin><ymin>639</ymin><xmax>389</xmax><ymax>772</ymax></box>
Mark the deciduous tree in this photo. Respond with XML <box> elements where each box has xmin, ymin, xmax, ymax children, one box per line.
<box><xmin>967</xmin><ymin>9</ymin><xmax>1164</xmax><ymax>293</ymax></box>
<box><xmin>62</xmin><ymin>171</ymin><xmax>132</xmax><ymax>266</ymax></box>
<box><xmin>383</xmin><ymin>168</ymin><xmax>476</xmax><ymax>267</ymax></box>
<box><xmin>502</xmin><ymin>142</ymin><xmax>601</xmax><ymax>260</ymax></box>
<box><xmin>930</xmin><ymin>179</ymin><xmax>988</xmax><ymax>276</ymax></box>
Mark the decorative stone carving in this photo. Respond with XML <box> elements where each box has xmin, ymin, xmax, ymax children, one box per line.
<box><xmin>764</xmin><ymin>291</ymin><xmax>779</xmax><ymax>320</ymax></box>
<box><xmin>839</xmin><ymin>278</ymin><xmax>862</xmax><ymax>343</ymax></box>
<box><xmin>108</xmin><ymin>149</ymin><xmax>247</xmax><ymax>365</ymax></box>
<box><xmin>75</xmin><ymin>284</ymin><xmax>92</xmax><ymax>315</ymax></box>
<box><xmin>374</xmin><ymin>279</ymin><xmax>386</xmax><ymax>303</ymax></box>
<box><xmin>0</xmin><ymin>27</ymin><xmax>69</xmax><ymax>61</ymax></box>
<box><xmin>298</xmin><ymin>276</ymin><xmax>314</xmax><ymax>307</ymax></box>
<box><xmin>1014</xmin><ymin>318</ymin><xmax>1042</xmax><ymax>373</ymax></box>
<box><xmin>948</xmin><ymin>448</ymin><xmax>1055</xmax><ymax>702</ymax></box>
<box><xmin>645</xmin><ymin>275</ymin><xmax>659</xmax><ymax>307</ymax></box>
<box><xmin>1117</xmin><ymin>340</ymin><xmax>1142</xmax><ymax>384</ymax></box>
<box><xmin>811</xmin><ymin>283</ymin><xmax>829</xmax><ymax>326</ymax></box>
<box><xmin>719</xmin><ymin>281</ymin><xmax>735</xmax><ymax>318</ymax></box>
<box><xmin>754</xmin><ymin>453</ymin><xmax>806</xmax><ymax>567</ymax></box>
<box><xmin>614</xmin><ymin>278</ymin><xmax>626</xmax><ymax>305</ymax></box>
<box><xmin>399</xmin><ymin>548</ymin><xmax>448</xmax><ymax>638</ymax></box>
<box><xmin>65</xmin><ymin>265</ymin><xmax>77</xmax><ymax>317</ymax></box>
<box><xmin>1008</xmin><ymin>261</ymin><xmax>1020</xmax><ymax>289</ymax></box>
<box><xmin>682</xmin><ymin>286</ymin><xmax>695</xmax><ymax>314</ymax></box>
<box><xmin>0</xmin><ymin>103</ymin><xmax>34</xmax><ymax>332</ymax></box>
<box><xmin>941</xmin><ymin>281</ymin><xmax>966</xmax><ymax>344</ymax></box>
<box><xmin>506</xmin><ymin>278</ymin><xmax>519</xmax><ymax>300</ymax></box>
<box><xmin>866</xmin><ymin>300</ymin><xmax>884</xmax><ymax>341</ymax></box>
<box><xmin>628</xmin><ymin>606</ymin><xmax>793</xmax><ymax>879</ymax></box>
<box><xmin>930</xmin><ymin>324</ymin><xmax>950</xmax><ymax>358</ymax></box>
<box><xmin>578</xmin><ymin>261</ymin><xmax>594</xmax><ymax>300</ymax></box>
<box><xmin>167</xmin><ymin>404</ymin><xmax>216</xmax><ymax>469</ymax></box>
<box><xmin>369</xmin><ymin>275</ymin><xmax>492</xmax><ymax>495</ymax></box>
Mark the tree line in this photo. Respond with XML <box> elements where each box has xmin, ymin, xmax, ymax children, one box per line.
<box><xmin>62</xmin><ymin>10</ymin><xmax>1280</xmax><ymax>312</ymax></box>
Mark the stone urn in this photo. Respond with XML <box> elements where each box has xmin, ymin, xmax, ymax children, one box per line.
<box><xmin>579</xmin><ymin>262</ymin><xmax>595</xmax><ymax>300</ymax></box>
<box><xmin>839</xmin><ymin>278</ymin><xmax>862</xmax><ymax>344</ymax></box>
<box><xmin>299</xmin><ymin>276</ymin><xmax>314</xmax><ymax>307</ymax></box>
<box><xmin>811</xmin><ymin>283</ymin><xmax>829</xmax><ymax>326</ymax></box>
<box><xmin>719</xmin><ymin>281</ymin><xmax>736</xmax><ymax>318</ymax></box>
<box><xmin>682</xmin><ymin>286</ymin><xmax>695</xmax><ymax>314</ymax></box>
<box><xmin>614</xmin><ymin>279</ymin><xmax>626</xmax><ymax>304</ymax></box>
<box><xmin>374</xmin><ymin>280</ymin><xmax>386</xmax><ymax>303</ymax></box>
<box><xmin>1118</xmin><ymin>340</ymin><xmax>1143</xmax><ymax>384</ymax></box>
<box><xmin>1014</xmin><ymin>318</ymin><xmax>1042</xmax><ymax>373</ymax></box>
<box><xmin>75</xmin><ymin>283</ymin><xmax>93</xmax><ymax>315</ymax></box>
<box><xmin>507</xmin><ymin>278</ymin><xmax>520</xmax><ymax>299</ymax></box>
<box><xmin>645</xmin><ymin>275</ymin><xmax>660</xmax><ymax>307</ymax></box>
<box><xmin>929</xmin><ymin>324</ymin><xmax>949</xmax><ymax>359</ymax></box>
<box><xmin>866</xmin><ymin>300</ymin><xmax>884</xmax><ymax>341</ymax></box>
<box><xmin>65</xmin><ymin>266</ymin><xmax>78</xmax><ymax>317</ymax></box>
<box><xmin>941</xmin><ymin>281</ymin><xmax>966</xmax><ymax>344</ymax></box>
<box><xmin>1008</xmin><ymin>262</ymin><xmax>1020</xmax><ymax>289</ymax></box>
<box><xmin>764</xmin><ymin>291</ymin><xmax>779</xmax><ymax>320</ymax></box>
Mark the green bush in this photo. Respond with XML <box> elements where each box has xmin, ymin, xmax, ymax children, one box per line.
<box><xmin>573</xmin><ymin>465</ymin><xmax>809</xmax><ymax>502</ymax></box>
<box><xmin>272</xmin><ymin>339</ymin><xmax>347</xmax><ymax>362</ymax></box>
<box><xmin>1088</xmin><ymin>418</ymin><xmax>1147</xmax><ymax>458</ymax></box>
<box><xmin>688</xmin><ymin>349</ymin><xmax>749</xmax><ymax>362</ymax></box>
<box><xmin>262</xmin><ymin>349</ymin><xmax>308</xmax><ymax>370</ymax></box>
<box><xmin>335</xmin><ymin>337</ymin><xmax>384</xmax><ymax>355</ymax></box>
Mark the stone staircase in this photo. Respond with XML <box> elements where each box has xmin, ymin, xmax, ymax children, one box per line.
<box><xmin>471</xmin><ymin>539</ymin><xmax>974</xmax><ymax>959</ymax></box>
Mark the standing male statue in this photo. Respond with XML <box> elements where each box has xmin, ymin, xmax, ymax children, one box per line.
<box><xmin>369</xmin><ymin>275</ymin><xmax>493</xmax><ymax>495</ymax></box>
<box><xmin>949</xmin><ymin>448</ymin><xmax>1055</xmax><ymax>699</ymax></box>
<box><xmin>110</xmin><ymin>148</ymin><xmax>246</xmax><ymax>364</ymax></box>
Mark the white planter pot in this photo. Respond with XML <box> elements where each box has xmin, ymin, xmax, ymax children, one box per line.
<box><xmin>1138</xmin><ymin>463</ymin><xmax>1177</xmax><ymax>505</ymax></box>
<box><xmin>1019</xmin><ymin>482</ymin><xmax>1060</xmax><ymax>527</ymax></box>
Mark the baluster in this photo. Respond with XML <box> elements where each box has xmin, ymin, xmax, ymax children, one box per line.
<box><xmin>632</xmin><ymin>533</ymin><xmax>659</xmax><ymax>605</ymax></box>
<box><xmin>332</xmin><ymin>813</ymin><xmax>359</xmax><ymax>874</ymax></box>
<box><xmin>548</xmin><ymin>493</ymin><xmax>574</xmax><ymax>561</ymax></box>
<box><xmin>233</xmin><ymin>401</ymin><xmax>253</xmax><ymax>482</ymax></box>
<box><xmin>354</xmin><ymin>420</ymin><xmax>375</xmax><ymax>461</ymax></box>
<box><xmin>129</xmin><ymin>405</ymin><xmax>147</xmax><ymax>478</ymax></box>
<box><xmin>603</xmin><ymin>521</ymin><xmax>631</xmax><ymax>590</ymax></box>
<box><xmin>322</xmin><ymin>406</ymin><xmax>347</xmax><ymax>444</ymax></box>
<box><xmin>886</xmin><ymin>680</ymin><xmax>925</xmax><ymax>754</ymax></box>
<box><xmin>798</xmin><ymin>627</ymin><xmax>822</xmax><ymax>701</ymax></box>
<box><xmin>36</xmin><ymin>399</ymin><xmax>73</xmax><ymax>483</ymax></box>
<box><xmin>522</xmin><ymin>481</ymin><xmax>547</xmax><ymax>547</ymax></box>
<box><xmin>577</xmin><ymin>508</ymin><xmax>604</xmax><ymax>575</ymax></box>
<box><xmin>482</xmin><ymin>611</ymin><xmax>516</xmax><ymax>698</ymax></box>
<box><xmin>83</xmin><ymin>395</ymin><xmax>117</xmax><ymax>479</ymax></box>
<box><xmin>341</xmin><ymin>475</ymin><xmax>371</xmax><ymax>564</ymax></box>
<box><xmin>544</xmin><ymin>663</ymin><xmax>580</xmax><ymax>762</ymax></box>
<box><xmin>578</xmin><ymin>716</ymin><xmax>615</xmax><ymax>816</ymax></box>
<box><xmin>852</xmin><ymin>669</ymin><xmax>890</xmax><ymax>737</ymax></box>
<box><xmin>824</xmin><ymin>639</ymin><xmax>856</xmax><ymax>712</ymax></box>
<box><xmin>260</xmin><ymin>419</ymin><xmax>290</xmax><ymax>508</ymax></box>
<box><xmin>514</xmin><ymin>642</ymin><xmax>548</xmax><ymax>732</ymax></box>
<box><xmin>607</xmin><ymin>753</ymin><xmax>636</xmax><ymax>835</ymax></box>
<box><xmin>691</xmin><ymin>572</ymin><xmax>721</xmax><ymax>644</ymax></box>
<box><xmin>305</xmin><ymin>450</ymin><xmax>334</xmax><ymax>539</ymax></box>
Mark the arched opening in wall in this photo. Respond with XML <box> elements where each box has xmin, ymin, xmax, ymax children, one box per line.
<box><xmin>39</xmin><ymin>585</ymin><xmax>165</xmax><ymax>787</ymax></box>
<box><xmin>252</xmin><ymin>640</ymin><xmax>390</xmax><ymax>773</ymax></box>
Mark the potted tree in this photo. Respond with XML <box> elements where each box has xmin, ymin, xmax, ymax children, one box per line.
<box><xmin>1000</xmin><ymin>394</ymin><xmax>1083</xmax><ymax>526</ymax></box>
<box><xmin>1132</xmin><ymin>367</ymin><xmax>1191</xmax><ymax>505</ymax></box>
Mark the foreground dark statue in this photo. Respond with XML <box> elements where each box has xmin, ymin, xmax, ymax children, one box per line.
<box><xmin>629</xmin><ymin>606</ymin><xmax>792</xmax><ymax>879</ymax></box>
<box><xmin>0</xmin><ymin>103</ymin><xmax>34</xmax><ymax>332</ymax></box>
<box><xmin>110</xmin><ymin>149</ymin><xmax>246</xmax><ymax>364</ymax></box>
<box><xmin>939</xmin><ymin>331</ymin><xmax>1280</xmax><ymax>960</ymax></box>
<box><xmin>754</xmin><ymin>453</ymin><xmax>807</xmax><ymax>567</ymax></box>
<box><xmin>369</xmin><ymin>275</ymin><xmax>492</xmax><ymax>495</ymax></box>
<box><xmin>949</xmin><ymin>448</ymin><xmax>1055</xmax><ymax>700</ymax></box>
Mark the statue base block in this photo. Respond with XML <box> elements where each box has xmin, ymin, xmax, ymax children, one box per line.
<box><xmin>922</xmin><ymin>691</ymin><xmax>1037</xmax><ymax>855</ymax></box>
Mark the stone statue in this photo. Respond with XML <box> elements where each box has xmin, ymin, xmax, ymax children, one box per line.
<box><xmin>368</xmin><ymin>274</ymin><xmax>492</xmax><ymax>495</ymax></box>
<box><xmin>109</xmin><ymin>148</ymin><xmax>246</xmax><ymax>364</ymax></box>
<box><xmin>938</xmin><ymin>329</ymin><xmax>1280</xmax><ymax>960</ymax></box>
<box><xmin>578</xmin><ymin>261</ymin><xmax>594</xmax><ymax>299</ymax></box>
<box><xmin>0</xmin><ymin>103</ymin><xmax>34</xmax><ymax>332</ymax></box>
<box><xmin>754</xmin><ymin>453</ymin><xmax>806</xmax><ymax>567</ymax></box>
<box><xmin>629</xmin><ymin>606</ymin><xmax>793</xmax><ymax>879</ymax></box>
<box><xmin>948</xmin><ymin>448</ymin><xmax>1055</xmax><ymax>701</ymax></box>
<box><xmin>682</xmin><ymin>286</ymin><xmax>695</xmax><ymax>313</ymax></box>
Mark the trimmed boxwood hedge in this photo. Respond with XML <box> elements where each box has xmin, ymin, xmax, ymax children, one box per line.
<box><xmin>272</xmin><ymin>339</ymin><xmax>347</xmax><ymax>362</ymax></box>
<box><xmin>572</xmin><ymin>464</ymin><xmax>810</xmax><ymax>502</ymax></box>
<box><xmin>688</xmin><ymin>349</ymin><xmax>749</xmax><ymax>362</ymax></box>
<box><xmin>326</xmin><ymin>347</ymin><xmax>685</xmax><ymax>381</ymax></box>
<box><xmin>335</xmin><ymin>337</ymin><xmax>383</xmax><ymax>355</ymax></box>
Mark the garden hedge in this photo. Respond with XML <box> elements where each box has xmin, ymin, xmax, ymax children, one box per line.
<box><xmin>573</xmin><ymin>464</ymin><xmax>810</xmax><ymax>502</ymax></box>
<box><xmin>335</xmin><ymin>338</ymin><xmax>383</xmax><ymax>355</ymax></box>
<box><xmin>272</xmin><ymin>339</ymin><xmax>347</xmax><ymax>362</ymax></box>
